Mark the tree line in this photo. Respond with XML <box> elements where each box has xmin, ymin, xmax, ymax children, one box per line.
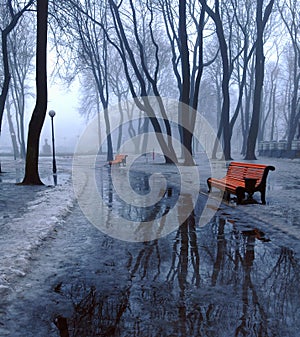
<box><xmin>0</xmin><ymin>0</ymin><xmax>299</xmax><ymax>183</ymax></box>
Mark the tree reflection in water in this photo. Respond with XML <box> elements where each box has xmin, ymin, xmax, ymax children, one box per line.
<box><xmin>55</xmin><ymin>174</ymin><xmax>300</xmax><ymax>336</ymax></box>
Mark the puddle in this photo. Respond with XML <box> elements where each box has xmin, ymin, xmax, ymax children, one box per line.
<box><xmin>49</xmin><ymin>214</ymin><xmax>300</xmax><ymax>337</ymax></box>
<box><xmin>97</xmin><ymin>167</ymin><xmax>181</xmax><ymax>222</ymax></box>
<box><xmin>2</xmin><ymin>164</ymin><xmax>300</xmax><ymax>336</ymax></box>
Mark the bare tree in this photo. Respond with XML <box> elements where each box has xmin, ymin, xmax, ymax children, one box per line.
<box><xmin>228</xmin><ymin>0</ymin><xmax>256</xmax><ymax>155</ymax></box>
<box><xmin>6</xmin><ymin>96</ymin><xmax>20</xmax><ymax>159</ymax></box>
<box><xmin>8</xmin><ymin>15</ymin><xmax>35</xmax><ymax>159</ymax></box>
<box><xmin>108</xmin><ymin>0</ymin><xmax>178</xmax><ymax>163</ymax></box>
<box><xmin>75</xmin><ymin>2</ymin><xmax>113</xmax><ymax>161</ymax></box>
<box><xmin>199</xmin><ymin>0</ymin><xmax>232</xmax><ymax>160</ymax></box>
<box><xmin>245</xmin><ymin>0</ymin><xmax>275</xmax><ymax>160</ymax></box>
<box><xmin>278</xmin><ymin>0</ymin><xmax>300</xmax><ymax>150</ymax></box>
<box><xmin>108</xmin><ymin>59</ymin><xmax>130</xmax><ymax>152</ymax></box>
<box><xmin>260</xmin><ymin>59</ymin><xmax>280</xmax><ymax>142</ymax></box>
<box><xmin>22</xmin><ymin>0</ymin><xmax>49</xmax><ymax>184</ymax></box>
<box><xmin>161</xmin><ymin>0</ymin><xmax>209</xmax><ymax>163</ymax></box>
<box><xmin>0</xmin><ymin>0</ymin><xmax>34</xmax><ymax>172</ymax></box>
<box><xmin>240</xmin><ymin>57</ymin><xmax>255</xmax><ymax>155</ymax></box>
<box><xmin>57</xmin><ymin>0</ymin><xmax>178</xmax><ymax>163</ymax></box>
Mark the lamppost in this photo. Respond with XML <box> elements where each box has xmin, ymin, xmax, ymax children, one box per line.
<box><xmin>48</xmin><ymin>110</ymin><xmax>57</xmax><ymax>175</ymax></box>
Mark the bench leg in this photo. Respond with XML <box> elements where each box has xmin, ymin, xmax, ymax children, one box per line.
<box><xmin>207</xmin><ymin>179</ymin><xmax>211</xmax><ymax>193</ymax></box>
<box><xmin>236</xmin><ymin>187</ymin><xmax>245</xmax><ymax>204</ymax></box>
<box><xmin>261</xmin><ymin>189</ymin><xmax>266</xmax><ymax>205</ymax></box>
<box><xmin>224</xmin><ymin>191</ymin><xmax>231</xmax><ymax>202</ymax></box>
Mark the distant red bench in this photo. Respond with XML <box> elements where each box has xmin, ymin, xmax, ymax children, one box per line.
<box><xmin>109</xmin><ymin>154</ymin><xmax>127</xmax><ymax>167</ymax></box>
<box><xmin>207</xmin><ymin>161</ymin><xmax>275</xmax><ymax>204</ymax></box>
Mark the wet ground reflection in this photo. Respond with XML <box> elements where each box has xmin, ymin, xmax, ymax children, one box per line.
<box><xmin>97</xmin><ymin>166</ymin><xmax>181</xmax><ymax>223</ymax></box>
<box><xmin>53</xmin><ymin>208</ymin><xmax>300</xmax><ymax>337</ymax></box>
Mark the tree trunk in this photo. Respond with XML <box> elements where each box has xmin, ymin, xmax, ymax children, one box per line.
<box><xmin>103</xmin><ymin>104</ymin><xmax>113</xmax><ymax>161</ymax></box>
<box><xmin>245</xmin><ymin>0</ymin><xmax>274</xmax><ymax>159</ymax></box>
<box><xmin>116</xmin><ymin>98</ymin><xmax>124</xmax><ymax>152</ymax></box>
<box><xmin>7</xmin><ymin>108</ymin><xmax>20</xmax><ymax>160</ymax></box>
<box><xmin>217</xmin><ymin>24</ymin><xmax>231</xmax><ymax>161</ymax></box>
<box><xmin>270</xmin><ymin>87</ymin><xmax>276</xmax><ymax>141</ymax></box>
<box><xmin>0</xmin><ymin>30</ymin><xmax>11</xmax><ymax>173</ymax></box>
<box><xmin>286</xmin><ymin>73</ymin><xmax>300</xmax><ymax>150</ymax></box>
<box><xmin>22</xmin><ymin>0</ymin><xmax>49</xmax><ymax>185</ymax></box>
<box><xmin>179</xmin><ymin>0</ymin><xmax>194</xmax><ymax>165</ymax></box>
<box><xmin>0</xmin><ymin>30</ymin><xmax>11</xmax><ymax>135</ymax></box>
<box><xmin>241</xmin><ymin>61</ymin><xmax>255</xmax><ymax>155</ymax></box>
<box><xmin>199</xmin><ymin>0</ymin><xmax>232</xmax><ymax>160</ymax></box>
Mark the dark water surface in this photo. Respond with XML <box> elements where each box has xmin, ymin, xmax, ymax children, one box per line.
<box><xmin>2</xmin><ymin>205</ymin><xmax>299</xmax><ymax>337</ymax></box>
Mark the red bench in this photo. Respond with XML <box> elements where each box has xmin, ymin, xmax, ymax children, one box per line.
<box><xmin>207</xmin><ymin>161</ymin><xmax>275</xmax><ymax>204</ymax></box>
<box><xmin>109</xmin><ymin>154</ymin><xmax>127</xmax><ymax>167</ymax></box>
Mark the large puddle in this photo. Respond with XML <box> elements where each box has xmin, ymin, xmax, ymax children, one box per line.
<box><xmin>51</xmin><ymin>212</ymin><xmax>300</xmax><ymax>337</ymax></box>
<box><xmin>3</xmin><ymin>165</ymin><xmax>300</xmax><ymax>337</ymax></box>
<box><xmin>51</xmin><ymin>167</ymin><xmax>300</xmax><ymax>336</ymax></box>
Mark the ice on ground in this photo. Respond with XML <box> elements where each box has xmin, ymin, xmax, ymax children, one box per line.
<box><xmin>0</xmin><ymin>157</ymin><xmax>76</xmax><ymax>295</ymax></box>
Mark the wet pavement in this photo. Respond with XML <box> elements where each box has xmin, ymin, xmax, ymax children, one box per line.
<box><xmin>0</xmin><ymin>154</ymin><xmax>300</xmax><ymax>336</ymax></box>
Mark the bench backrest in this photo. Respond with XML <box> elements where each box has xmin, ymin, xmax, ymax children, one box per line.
<box><xmin>226</xmin><ymin>162</ymin><xmax>274</xmax><ymax>185</ymax></box>
<box><xmin>115</xmin><ymin>154</ymin><xmax>127</xmax><ymax>160</ymax></box>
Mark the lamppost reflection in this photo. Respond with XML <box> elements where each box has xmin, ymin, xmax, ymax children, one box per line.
<box><xmin>48</xmin><ymin>110</ymin><xmax>57</xmax><ymax>185</ymax></box>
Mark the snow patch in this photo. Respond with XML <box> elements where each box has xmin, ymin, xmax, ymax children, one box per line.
<box><xmin>0</xmin><ymin>177</ymin><xmax>76</xmax><ymax>291</ymax></box>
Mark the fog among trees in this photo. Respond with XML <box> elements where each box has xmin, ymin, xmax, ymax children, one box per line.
<box><xmin>0</xmin><ymin>0</ymin><xmax>299</xmax><ymax>182</ymax></box>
